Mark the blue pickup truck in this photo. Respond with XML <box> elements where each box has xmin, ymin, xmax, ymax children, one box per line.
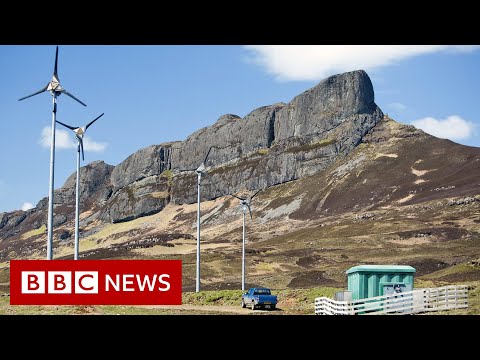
<box><xmin>241</xmin><ymin>288</ymin><xmax>278</xmax><ymax>310</ymax></box>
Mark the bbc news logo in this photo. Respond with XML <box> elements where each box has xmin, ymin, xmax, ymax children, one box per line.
<box><xmin>22</xmin><ymin>271</ymin><xmax>99</xmax><ymax>294</ymax></box>
<box><xmin>10</xmin><ymin>260</ymin><xmax>182</xmax><ymax>305</ymax></box>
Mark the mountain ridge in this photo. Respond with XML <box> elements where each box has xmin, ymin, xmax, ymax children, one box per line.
<box><xmin>1</xmin><ymin>70</ymin><xmax>480</xmax><ymax>293</ymax></box>
<box><xmin>1</xmin><ymin>69</ymin><xmax>382</xmax><ymax>229</ymax></box>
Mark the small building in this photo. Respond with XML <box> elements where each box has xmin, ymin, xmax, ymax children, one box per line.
<box><xmin>346</xmin><ymin>265</ymin><xmax>416</xmax><ymax>300</ymax></box>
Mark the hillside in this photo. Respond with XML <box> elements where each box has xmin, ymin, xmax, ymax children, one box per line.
<box><xmin>1</xmin><ymin>70</ymin><xmax>480</xmax><ymax>297</ymax></box>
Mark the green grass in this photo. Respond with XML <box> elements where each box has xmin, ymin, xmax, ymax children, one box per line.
<box><xmin>0</xmin><ymin>287</ymin><xmax>340</xmax><ymax>315</ymax></box>
<box><xmin>161</xmin><ymin>169</ymin><xmax>173</xmax><ymax>179</ymax></box>
<box><xmin>182</xmin><ymin>287</ymin><xmax>340</xmax><ymax>313</ymax></box>
<box><xmin>1</xmin><ymin>283</ymin><xmax>478</xmax><ymax>314</ymax></box>
<box><xmin>21</xmin><ymin>225</ymin><xmax>46</xmax><ymax>240</ymax></box>
<box><xmin>161</xmin><ymin>169</ymin><xmax>174</xmax><ymax>188</ymax></box>
<box><xmin>422</xmin><ymin>263</ymin><xmax>480</xmax><ymax>280</ymax></box>
<box><xmin>183</xmin><ymin>289</ymin><xmax>245</xmax><ymax>306</ymax></box>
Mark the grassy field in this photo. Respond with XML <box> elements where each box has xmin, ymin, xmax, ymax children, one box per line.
<box><xmin>0</xmin><ymin>286</ymin><xmax>340</xmax><ymax>315</ymax></box>
<box><xmin>0</xmin><ymin>281</ymin><xmax>478</xmax><ymax>315</ymax></box>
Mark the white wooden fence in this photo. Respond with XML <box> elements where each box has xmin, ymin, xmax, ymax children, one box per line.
<box><xmin>315</xmin><ymin>285</ymin><xmax>468</xmax><ymax>315</ymax></box>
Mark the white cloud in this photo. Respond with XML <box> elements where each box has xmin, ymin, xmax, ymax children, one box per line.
<box><xmin>244</xmin><ymin>45</ymin><xmax>480</xmax><ymax>81</ymax></box>
<box><xmin>39</xmin><ymin>127</ymin><xmax>107</xmax><ymax>152</ymax></box>
<box><xmin>83</xmin><ymin>136</ymin><xmax>107</xmax><ymax>152</ymax></box>
<box><xmin>40</xmin><ymin>126</ymin><xmax>76</xmax><ymax>149</ymax></box>
<box><xmin>21</xmin><ymin>202</ymin><xmax>34</xmax><ymax>211</ymax></box>
<box><xmin>411</xmin><ymin>115</ymin><xmax>474</xmax><ymax>141</ymax></box>
<box><xmin>387</xmin><ymin>102</ymin><xmax>407</xmax><ymax>112</ymax></box>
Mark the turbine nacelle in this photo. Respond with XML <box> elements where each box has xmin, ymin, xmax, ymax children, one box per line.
<box><xmin>73</xmin><ymin>127</ymin><xmax>86</xmax><ymax>138</ymax></box>
<box><xmin>47</xmin><ymin>75</ymin><xmax>62</xmax><ymax>92</ymax></box>
<box><xmin>196</xmin><ymin>163</ymin><xmax>206</xmax><ymax>174</ymax></box>
<box><xmin>231</xmin><ymin>189</ymin><xmax>262</xmax><ymax>220</ymax></box>
<box><xmin>56</xmin><ymin>113</ymin><xmax>104</xmax><ymax>161</ymax></box>
<box><xmin>18</xmin><ymin>46</ymin><xmax>86</xmax><ymax>107</ymax></box>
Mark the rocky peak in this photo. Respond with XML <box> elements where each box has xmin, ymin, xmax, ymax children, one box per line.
<box><xmin>1</xmin><ymin>69</ymin><xmax>385</xmax><ymax>228</ymax></box>
<box><xmin>215</xmin><ymin>114</ymin><xmax>241</xmax><ymax>125</ymax></box>
<box><xmin>274</xmin><ymin>70</ymin><xmax>376</xmax><ymax>141</ymax></box>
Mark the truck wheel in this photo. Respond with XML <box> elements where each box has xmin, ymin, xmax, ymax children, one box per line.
<box><xmin>271</xmin><ymin>305</ymin><xmax>276</xmax><ymax>310</ymax></box>
<box><xmin>241</xmin><ymin>300</ymin><xmax>246</xmax><ymax>308</ymax></box>
<box><xmin>251</xmin><ymin>302</ymin><xmax>255</xmax><ymax>310</ymax></box>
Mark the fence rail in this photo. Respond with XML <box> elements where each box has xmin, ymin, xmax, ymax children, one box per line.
<box><xmin>315</xmin><ymin>285</ymin><xmax>468</xmax><ymax>315</ymax></box>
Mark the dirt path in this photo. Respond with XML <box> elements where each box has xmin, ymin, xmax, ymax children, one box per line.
<box><xmin>142</xmin><ymin>304</ymin><xmax>282</xmax><ymax>314</ymax></box>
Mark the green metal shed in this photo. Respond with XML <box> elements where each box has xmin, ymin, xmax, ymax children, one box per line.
<box><xmin>346</xmin><ymin>265</ymin><xmax>416</xmax><ymax>300</ymax></box>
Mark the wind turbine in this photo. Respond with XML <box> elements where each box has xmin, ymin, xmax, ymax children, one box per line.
<box><xmin>56</xmin><ymin>113</ymin><xmax>104</xmax><ymax>260</ymax></box>
<box><xmin>18</xmin><ymin>46</ymin><xmax>86</xmax><ymax>260</ymax></box>
<box><xmin>179</xmin><ymin>146</ymin><xmax>215</xmax><ymax>292</ymax></box>
<box><xmin>231</xmin><ymin>189</ymin><xmax>262</xmax><ymax>291</ymax></box>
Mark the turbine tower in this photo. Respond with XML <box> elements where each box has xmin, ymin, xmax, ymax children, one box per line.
<box><xmin>18</xmin><ymin>46</ymin><xmax>86</xmax><ymax>260</ymax></box>
<box><xmin>231</xmin><ymin>189</ymin><xmax>262</xmax><ymax>291</ymax></box>
<box><xmin>179</xmin><ymin>146</ymin><xmax>215</xmax><ymax>292</ymax></box>
<box><xmin>56</xmin><ymin>113</ymin><xmax>104</xmax><ymax>260</ymax></box>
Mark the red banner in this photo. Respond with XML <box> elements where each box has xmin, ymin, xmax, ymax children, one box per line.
<box><xmin>9</xmin><ymin>260</ymin><xmax>182</xmax><ymax>305</ymax></box>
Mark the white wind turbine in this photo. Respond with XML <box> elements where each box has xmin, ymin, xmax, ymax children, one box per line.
<box><xmin>231</xmin><ymin>189</ymin><xmax>262</xmax><ymax>291</ymax></box>
<box><xmin>18</xmin><ymin>46</ymin><xmax>86</xmax><ymax>260</ymax></box>
<box><xmin>56</xmin><ymin>113</ymin><xmax>104</xmax><ymax>260</ymax></box>
<box><xmin>179</xmin><ymin>146</ymin><xmax>215</xmax><ymax>292</ymax></box>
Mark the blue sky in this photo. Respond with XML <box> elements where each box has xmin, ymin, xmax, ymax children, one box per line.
<box><xmin>1</xmin><ymin>45</ymin><xmax>479</xmax><ymax>213</ymax></box>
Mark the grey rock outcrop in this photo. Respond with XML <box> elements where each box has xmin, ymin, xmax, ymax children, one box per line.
<box><xmin>274</xmin><ymin>70</ymin><xmax>376</xmax><ymax>141</ymax></box>
<box><xmin>0</xmin><ymin>211</ymin><xmax>28</xmax><ymax>239</ymax></box>
<box><xmin>103</xmin><ymin>174</ymin><xmax>171</xmax><ymax>223</ymax></box>
<box><xmin>1</xmin><ymin>69</ymin><xmax>384</xmax><ymax>233</ymax></box>
<box><xmin>0</xmin><ymin>213</ymin><xmax>8</xmax><ymax>230</ymax></box>
<box><xmin>171</xmin><ymin>105</ymin><xmax>284</xmax><ymax>172</ymax></box>
<box><xmin>172</xmin><ymin>70</ymin><xmax>383</xmax><ymax>204</ymax></box>
<box><xmin>97</xmin><ymin>69</ymin><xmax>383</xmax><ymax>217</ymax></box>
<box><xmin>111</xmin><ymin>143</ymin><xmax>176</xmax><ymax>193</ymax></box>
<box><xmin>102</xmin><ymin>144</ymin><xmax>176</xmax><ymax>223</ymax></box>
<box><xmin>36</xmin><ymin>160</ymin><xmax>115</xmax><ymax>209</ymax></box>
<box><xmin>53</xmin><ymin>213</ymin><xmax>67</xmax><ymax>227</ymax></box>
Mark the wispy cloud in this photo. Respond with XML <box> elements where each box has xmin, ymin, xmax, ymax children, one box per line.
<box><xmin>244</xmin><ymin>45</ymin><xmax>480</xmax><ymax>81</ymax></box>
<box><xmin>39</xmin><ymin>127</ymin><xmax>107</xmax><ymax>152</ymax></box>
<box><xmin>40</xmin><ymin>127</ymin><xmax>76</xmax><ymax>149</ymax></box>
<box><xmin>411</xmin><ymin>115</ymin><xmax>474</xmax><ymax>141</ymax></box>
<box><xmin>83</xmin><ymin>137</ymin><xmax>108</xmax><ymax>152</ymax></box>
<box><xmin>387</xmin><ymin>102</ymin><xmax>407</xmax><ymax>112</ymax></box>
<box><xmin>21</xmin><ymin>202</ymin><xmax>34</xmax><ymax>211</ymax></box>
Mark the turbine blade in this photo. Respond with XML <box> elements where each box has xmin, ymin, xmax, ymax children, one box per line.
<box><xmin>230</xmin><ymin>194</ymin><xmax>245</xmax><ymax>201</ymax></box>
<box><xmin>55</xmin><ymin>120</ymin><xmax>77</xmax><ymax>131</ymax></box>
<box><xmin>247</xmin><ymin>204</ymin><xmax>253</xmax><ymax>220</ymax></box>
<box><xmin>54</xmin><ymin>46</ymin><xmax>59</xmax><ymax>79</ymax></box>
<box><xmin>18</xmin><ymin>85</ymin><xmax>48</xmax><ymax>101</ymax></box>
<box><xmin>79</xmin><ymin>138</ymin><xmax>84</xmax><ymax>161</ymax></box>
<box><xmin>59</xmin><ymin>89</ymin><xmax>87</xmax><ymax>107</ymax></box>
<box><xmin>178</xmin><ymin>168</ymin><xmax>197</xmax><ymax>172</ymax></box>
<box><xmin>85</xmin><ymin>113</ymin><xmax>104</xmax><ymax>130</ymax></box>
<box><xmin>203</xmin><ymin>146</ymin><xmax>214</xmax><ymax>165</ymax></box>
<box><xmin>250</xmin><ymin>189</ymin><xmax>262</xmax><ymax>200</ymax></box>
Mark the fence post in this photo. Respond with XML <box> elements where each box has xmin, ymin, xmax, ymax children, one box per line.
<box><xmin>445</xmin><ymin>286</ymin><xmax>450</xmax><ymax>309</ymax></box>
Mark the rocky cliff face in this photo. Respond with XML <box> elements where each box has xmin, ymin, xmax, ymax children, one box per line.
<box><xmin>1</xmin><ymin>69</ymin><xmax>383</xmax><ymax>233</ymax></box>
<box><xmin>103</xmin><ymin>144</ymin><xmax>176</xmax><ymax>223</ymax></box>
<box><xmin>171</xmin><ymin>70</ymin><xmax>382</xmax><ymax>204</ymax></box>
<box><xmin>0</xmin><ymin>161</ymin><xmax>114</xmax><ymax>240</ymax></box>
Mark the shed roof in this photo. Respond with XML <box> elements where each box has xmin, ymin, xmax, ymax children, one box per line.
<box><xmin>346</xmin><ymin>265</ymin><xmax>416</xmax><ymax>274</ymax></box>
